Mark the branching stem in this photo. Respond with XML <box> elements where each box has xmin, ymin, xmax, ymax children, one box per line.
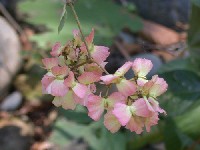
<box><xmin>68</xmin><ymin>2</ymin><xmax>109</xmax><ymax>75</ymax></box>
<box><xmin>73</xmin><ymin>59</ymin><xmax>92</xmax><ymax>69</ymax></box>
<box><xmin>105</xmin><ymin>85</ymin><xmax>111</xmax><ymax>97</ymax></box>
<box><xmin>69</xmin><ymin>3</ymin><xmax>91</xmax><ymax>58</ymax></box>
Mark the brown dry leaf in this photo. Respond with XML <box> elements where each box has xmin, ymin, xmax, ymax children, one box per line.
<box><xmin>20</xmin><ymin>28</ymin><xmax>34</xmax><ymax>51</ymax></box>
<box><xmin>14</xmin><ymin>74</ymin><xmax>43</xmax><ymax>101</ymax></box>
<box><xmin>175</xmin><ymin>21</ymin><xmax>189</xmax><ymax>30</ymax></box>
<box><xmin>31</xmin><ymin>141</ymin><xmax>53</xmax><ymax>150</ymax></box>
<box><xmin>0</xmin><ymin>111</ymin><xmax>11</xmax><ymax>119</ymax></box>
<box><xmin>44</xmin><ymin>110</ymin><xmax>58</xmax><ymax>126</ymax></box>
<box><xmin>153</xmin><ymin>50</ymin><xmax>177</xmax><ymax>62</ymax></box>
<box><xmin>179</xmin><ymin>32</ymin><xmax>187</xmax><ymax>42</ymax></box>
<box><xmin>0</xmin><ymin>118</ymin><xmax>34</xmax><ymax>136</ymax></box>
<box><xmin>121</xmin><ymin>43</ymin><xmax>142</xmax><ymax>54</ymax></box>
<box><xmin>140</xmin><ymin>20</ymin><xmax>180</xmax><ymax>45</ymax></box>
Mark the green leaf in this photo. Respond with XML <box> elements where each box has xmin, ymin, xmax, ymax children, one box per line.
<box><xmin>158</xmin><ymin>58</ymin><xmax>199</xmax><ymax>74</ymax></box>
<box><xmin>50</xmin><ymin>117</ymin><xmax>126</xmax><ymax>150</ymax></box>
<box><xmin>18</xmin><ymin>0</ymin><xmax>143</xmax><ymax>49</ymax></box>
<box><xmin>160</xmin><ymin>93</ymin><xmax>194</xmax><ymax>117</ymax></box>
<box><xmin>58</xmin><ymin>105</ymin><xmax>93</xmax><ymax>124</ymax></box>
<box><xmin>163</xmin><ymin>117</ymin><xmax>182</xmax><ymax>150</ymax></box>
<box><xmin>176</xmin><ymin>103</ymin><xmax>200</xmax><ymax>138</ymax></box>
<box><xmin>123</xmin><ymin>2</ymin><xmax>137</xmax><ymax>12</ymax></box>
<box><xmin>50</xmin><ymin>118</ymin><xmax>100</xmax><ymax>149</ymax></box>
<box><xmin>127</xmin><ymin>126</ymin><xmax>162</xmax><ymax>150</ymax></box>
<box><xmin>58</xmin><ymin>4</ymin><xmax>67</xmax><ymax>34</ymax></box>
<box><xmin>163</xmin><ymin>117</ymin><xmax>200</xmax><ymax>150</ymax></box>
<box><xmin>128</xmin><ymin>103</ymin><xmax>200</xmax><ymax>150</ymax></box>
<box><xmin>178</xmin><ymin>131</ymin><xmax>200</xmax><ymax>150</ymax></box>
<box><xmin>188</xmin><ymin>0</ymin><xmax>200</xmax><ymax>61</ymax></box>
<box><xmin>99</xmin><ymin>127</ymin><xmax>126</xmax><ymax>150</ymax></box>
<box><xmin>192</xmin><ymin>0</ymin><xmax>200</xmax><ymax>8</ymax></box>
<box><xmin>160</xmin><ymin>70</ymin><xmax>200</xmax><ymax>101</ymax></box>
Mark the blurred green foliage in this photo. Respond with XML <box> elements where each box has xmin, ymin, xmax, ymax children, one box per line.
<box><xmin>126</xmin><ymin>0</ymin><xmax>200</xmax><ymax>149</ymax></box>
<box><xmin>160</xmin><ymin>70</ymin><xmax>200</xmax><ymax>101</ymax></box>
<box><xmin>136</xmin><ymin>1</ymin><xmax>200</xmax><ymax>149</ymax></box>
<box><xmin>50</xmin><ymin>118</ymin><xmax>127</xmax><ymax>150</ymax></box>
<box><xmin>19</xmin><ymin>0</ymin><xmax>142</xmax><ymax>49</ymax></box>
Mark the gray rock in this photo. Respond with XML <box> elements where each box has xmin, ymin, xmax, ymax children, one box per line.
<box><xmin>0</xmin><ymin>17</ymin><xmax>21</xmax><ymax>95</ymax></box>
<box><xmin>125</xmin><ymin>53</ymin><xmax>163</xmax><ymax>79</ymax></box>
<box><xmin>153</xmin><ymin>142</ymin><xmax>166</xmax><ymax>150</ymax></box>
<box><xmin>0</xmin><ymin>126</ymin><xmax>32</xmax><ymax>150</ymax></box>
<box><xmin>127</xmin><ymin>0</ymin><xmax>190</xmax><ymax>29</ymax></box>
<box><xmin>0</xmin><ymin>91</ymin><xmax>22</xmax><ymax>111</ymax></box>
<box><xmin>65</xmin><ymin>138</ymin><xmax>88</xmax><ymax>150</ymax></box>
<box><xmin>0</xmin><ymin>0</ymin><xmax>18</xmax><ymax>18</ymax></box>
<box><xmin>119</xmin><ymin>31</ymin><xmax>136</xmax><ymax>44</ymax></box>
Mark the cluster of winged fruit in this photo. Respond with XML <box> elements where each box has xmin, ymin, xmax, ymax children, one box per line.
<box><xmin>41</xmin><ymin>29</ymin><xmax>168</xmax><ymax>133</ymax></box>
